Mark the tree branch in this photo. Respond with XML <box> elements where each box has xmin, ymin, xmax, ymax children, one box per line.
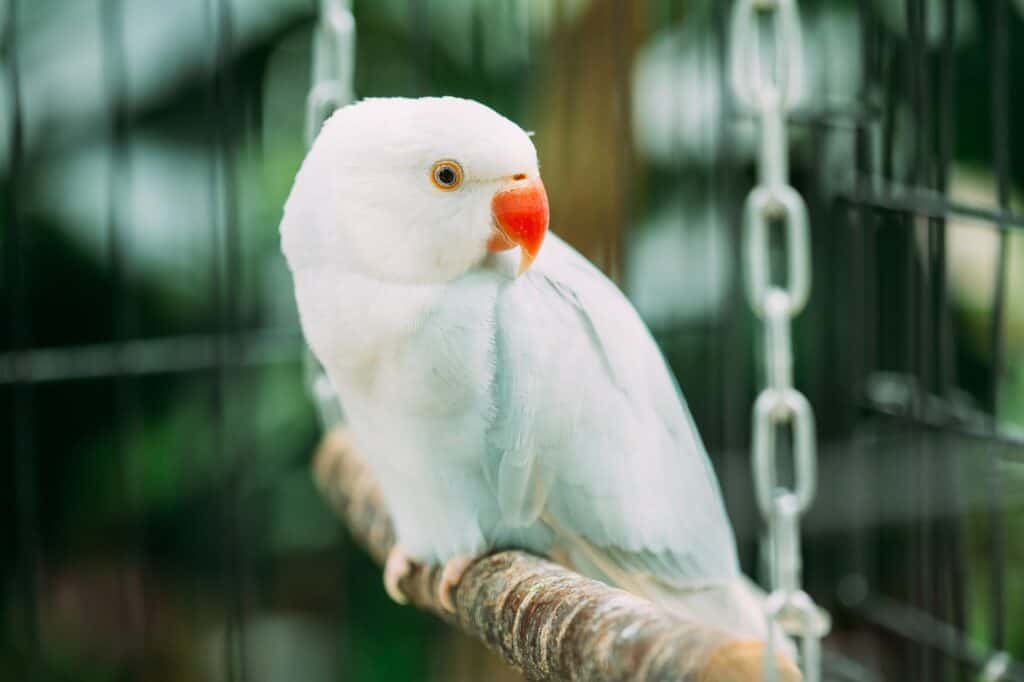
<box><xmin>313</xmin><ymin>428</ymin><xmax>801</xmax><ymax>682</ymax></box>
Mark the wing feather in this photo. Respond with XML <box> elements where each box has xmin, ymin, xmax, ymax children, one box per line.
<box><xmin>486</xmin><ymin>235</ymin><xmax>740</xmax><ymax>586</ymax></box>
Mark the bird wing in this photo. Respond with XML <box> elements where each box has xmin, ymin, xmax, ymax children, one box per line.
<box><xmin>485</xmin><ymin>235</ymin><xmax>740</xmax><ymax>586</ymax></box>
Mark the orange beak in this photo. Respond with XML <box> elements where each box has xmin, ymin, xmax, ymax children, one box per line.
<box><xmin>488</xmin><ymin>176</ymin><xmax>549</xmax><ymax>276</ymax></box>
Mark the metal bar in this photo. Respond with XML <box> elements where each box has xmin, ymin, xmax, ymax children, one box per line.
<box><xmin>909</xmin><ymin>1</ymin><xmax>940</xmax><ymax>676</ymax></box>
<box><xmin>880</xmin><ymin>40</ymin><xmax>898</xmax><ymax>185</ymax></box>
<box><xmin>862</xmin><ymin>402</ymin><xmax>1024</xmax><ymax>453</ymax></box>
<box><xmin>837</xmin><ymin>186</ymin><xmax>1024</xmax><ymax>232</ymax></box>
<box><xmin>3</xmin><ymin>0</ymin><xmax>40</xmax><ymax>670</ymax></box>
<box><xmin>202</xmin><ymin>4</ymin><xmax>227</xmax><ymax>610</ymax></box>
<box><xmin>784</xmin><ymin>105</ymin><xmax>880</xmax><ymax>128</ymax></box>
<box><xmin>936</xmin><ymin>0</ymin><xmax>956</xmax><ymax>393</ymax></box>
<box><xmin>711</xmin><ymin>0</ymin><xmax>747</xmax><ymax>560</ymax></box>
<box><xmin>0</xmin><ymin>331</ymin><xmax>305</xmax><ymax>384</ymax></box>
<box><xmin>848</xmin><ymin>593</ymin><xmax>1024</xmax><ymax>681</ymax></box>
<box><xmin>937</xmin><ymin>2</ymin><xmax>968</xmax><ymax>679</ymax></box>
<box><xmin>864</xmin><ymin>1</ymin><xmax>905</xmax><ymax>667</ymax></box>
<box><xmin>908</xmin><ymin>0</ymin><xmax>929</xmax><ymax>189</ymax></box>
<box><xmin>697</xmin><ymin>6</ymin><xmax>723</xmax><ymax>467</ymax></box>
<box><xmin>205</xmin><ymin>0</ymin><xmax>245</xmax><ymax>677</ymax></box>
<box><xmin>905</xmin><ymin>5</ymin><xmax>923</xmax><ymax>674</ymax></box>
<box><xmin>860</xmin><ymin>378</ymin><xmax>1024</xmax><ymax>446</ymax></box>
<box><xmin>99</xmin><ymin>0</ymin><xmax>130</xmax><ymax>359</ymax></box>
<box><xmin>987</xmin><ymin>0</ymin><xmax>1011</xmax><ymax>653</ymax></box>
<box><xmin>99</xmin><ymin>0</ymin><xmax>148</xmax><ymax>665</ymax></box>
<box><xmin>849</xmin><ymin>0</ymin><xmax>874</xmax><ymax>619</ymax></box>
<box><xmin>206</xmin><ymin>24</ymin><xmax>233</xmax><ymax>679</ymax></box>
<box><xmin>861</xmin><ymin>104</ymin><xmax>882</xmax><ymax>616</ymax></box>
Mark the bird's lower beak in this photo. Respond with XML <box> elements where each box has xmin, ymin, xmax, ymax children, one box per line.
<box><xmin>489</xmin><ymin>176</ymin><xmax>549</xmax><ymax>276</ymax></box>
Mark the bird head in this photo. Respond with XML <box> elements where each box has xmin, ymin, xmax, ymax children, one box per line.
<box><xmin>281</xmin><ymin>97</ymin><xmax>549</xmax><ymax>284</ymax></box>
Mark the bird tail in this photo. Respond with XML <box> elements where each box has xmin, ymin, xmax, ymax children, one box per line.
<box><xmin>550</xmin><ymin>529</ymin><xmax>796</xmax><ymax>659</ymax></box>
<box><xmin>642</xmin><ymin>575</ymin><xmax>797</xmax><ymax>658</ymax></box>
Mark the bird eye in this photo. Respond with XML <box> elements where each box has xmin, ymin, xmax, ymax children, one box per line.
<box><xmin>430</xmin><ymin>160</ymin><xmax>464</xmax><ymax>191</ymax></box>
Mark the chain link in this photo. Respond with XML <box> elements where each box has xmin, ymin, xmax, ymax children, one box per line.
<box><xmin>304</xmin><ymin>0</ymin><xmax>355</xmax><ymax>429</ymax></box>
<box><xmin>752</xmin><ymin>388</ymin><xmax>816</xmax><ymax>517</ymax></box>
<box><xmin>743</xmin><ymin>187</ymin><xmax>810</xmax><ymax>316</ymax></box>
<box><xmin>729</xmin><ymin>1</ymin><xmax>829</xmax><ymax>680</ymax></box>
<box><xmin>729</xmin><ymin>0</ymin><xmax>804</xmax><ymax>113</ymax></box>
<box><xmin>305</xmin><ymin>0</ymin><xmax>355</xmax><ymax>147</ymax></box>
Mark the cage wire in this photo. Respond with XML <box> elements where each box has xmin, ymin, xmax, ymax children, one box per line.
<box><xmin>1</xmin><ymin>0</ymin><xmax>1023</xmax><ymax>681</ymax></box>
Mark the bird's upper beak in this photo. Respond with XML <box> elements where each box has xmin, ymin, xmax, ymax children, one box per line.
<box><xmin>489</xmin><ymin>176</ymin><xmax>549</xmax><ymax>276</ymax></box>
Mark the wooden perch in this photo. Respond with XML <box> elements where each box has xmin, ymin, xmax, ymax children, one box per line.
<box><xmin>313</xmin><ymin>428</ymin><xmax>802</xmax><ymax>682</ymax></box>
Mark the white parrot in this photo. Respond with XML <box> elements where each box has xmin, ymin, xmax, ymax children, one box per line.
<box><xmin>281</xmin><ymin>96</ymin><xmax>776</xmax><ymax>643</ymax></box>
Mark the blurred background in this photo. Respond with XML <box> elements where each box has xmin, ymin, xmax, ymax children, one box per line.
<box><xmin>1</xmin><ymin>0</ymin><xmax>1022</xmax><ymax>680</ymax></box>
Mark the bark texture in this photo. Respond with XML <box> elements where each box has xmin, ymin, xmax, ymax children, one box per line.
<box><xmin>313</xmin><ymin>428</ymin><xmax>801</xmax><ymax>682</ymax></box>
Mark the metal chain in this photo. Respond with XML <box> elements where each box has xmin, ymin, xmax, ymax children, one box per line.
<box><xmin>304</xmin><ymin>0</ymin><xmax>354</xmax><ymax>429</ymax></box>
<box><xmin>306</xmin><ymin>0</ymin><xmax>356</xmax><ymax>146</ymax></box>
<box><xmin>729</xmin><ymin>1</ymin><xmax>830</xmax><ymax>681</ymax></box>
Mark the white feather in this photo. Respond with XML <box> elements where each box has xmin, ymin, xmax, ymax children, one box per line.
<box><xmin>282</xmin><ymin>96</ymin><xmax>783</xmax><ymax>644</ymax></box>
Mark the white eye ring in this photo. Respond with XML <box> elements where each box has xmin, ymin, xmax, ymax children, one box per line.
<box><xmin>430</xmin><ymin>160</ymin><xmax>464</xmax><ymax>191</ymax></box>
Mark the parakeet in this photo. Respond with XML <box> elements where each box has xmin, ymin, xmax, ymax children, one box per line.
<box><xmin>281</xmin><ymin>96</ymin><xmax>774</xmax><ymax>642</ymax></box>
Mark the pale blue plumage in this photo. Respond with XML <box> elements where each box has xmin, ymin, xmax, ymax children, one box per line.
<box><xmin>485</xmin><ymin>236</ymin><xmax>740</xmax><ymax>583</ymax></box>
<box><xmin>282</xmin><ymin>96</ymin><xmax>777</xmax><ymax>642</ymax></box>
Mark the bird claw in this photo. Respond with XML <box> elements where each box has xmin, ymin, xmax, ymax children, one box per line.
<box><xmin>384</xmin><ymin>545</ymin><xmax>414</xmax><ymax>605</ymax></box>
<box><xmin>384</xmin><ymin>547</ymin><xmax>477</xmax><ymax>613</ymax></box>
<box><xmin>439</xmin><ymin>554</ymin><xmax>476</xmax><ymax>613</ymax></box>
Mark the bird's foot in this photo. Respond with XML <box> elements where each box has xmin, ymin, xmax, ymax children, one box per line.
<box><xmin>384</xmin><ymin>545</ymin><xmax>414</xmax><ymax>605</ymax></box>
<box><xmin>438</xmin><ymin>554</ymin><xmax>477</xmax><ymax>613</ymax></box>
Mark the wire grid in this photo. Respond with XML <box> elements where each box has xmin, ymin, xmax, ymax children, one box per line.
<box><xmin>1</xmin><ymin>1</ymin><xmax>1021</xmax><ymax>681</ymax></box>
<box><xmin>822</xmin><ymin>1</ymin><xmax>1021</xmax><ymax>680</ymax></box>
<box><xmin>1</xmin><ymin>0</ymin><xmax>274</xmax><ymax>678</ymax></box>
